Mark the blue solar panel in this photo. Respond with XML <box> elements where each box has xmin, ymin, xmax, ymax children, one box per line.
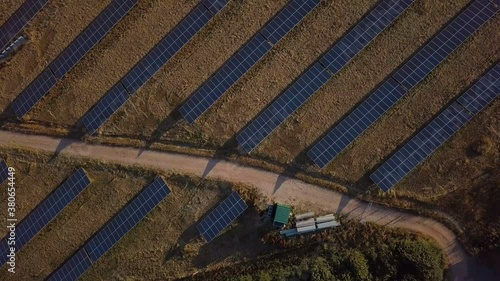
<box><xmin>202</xmin><ymin>0</ymin><xmax>230</xmax><ymax>15</ymax></box>
<box><xmin>10</xmin><ymin>0</ymin><xmax>135</xmax><ymax>120</ymax></box>
<box><xmin>197</xmin><ymin>191</ymin><xmax>248</xmax><ymax>242</ymax></box>
<box><xmin>320</xmin><ymin>0</ymin><xmax>415</xmax><ymax>74</ymax></box>
<box><xmin>235</xmin><ymin>0</ymin><xmax>414</xmax><ymax>154</ymax></box>
<box><xmin>49</xmin><ymin>0</ymin><xmax>138</xmax><ymax>79</ymax></box>
<box><xmin>392</xmin><ymin>0</ymin><xmax>498</xmax><ymax>90</ymax></box>
<box><xmin>457</xmin><ymin>63</ymin><xmax>500</xmax><ymax>115</ymax></box>
<box><xmin>120</xmin><ymin>4</ymin><xmax>213</xmax><ymax>94</ymax></box>
<box><xmin>179</xmin><ymin>34</ymin><xmax>272</xmax><ymax>123</ymax></box>
<box><xmin>0</xmin><ymin>160</ymin><xmax>8</xmax><ymax>185</ymax></box>
<box><xmin>81</xmin><ymin>83</ymin><xmax>129</xmax><ymax>135</ymax></box>
<box><xmin>0</xmin><ymin>168</ymin><xmax>91</xmax><ymax>267</ymax></box>
<box><xmin>237</xmin><ymin>62</ymin><xmax>331</xmax><ymax>153</ymax></box>
<box><xmin>82</xmin><ymin>2</ymin><xmax>225</xmax><ymax>135</ymax></box>
<box><xmin>178</xmin><ymin>0</ymin><xmax>319</xmax><ymax>124</ymax></box>
<box><xmin>0</xmin><ymin>0</ymin><xmax>48</xmax><ymax>51</ymax></box>
<box><xmin>308</xmin><ymin>0</ymin><xmax>499</xmax><ymax>168</ymax></box>
<box><xmin>370</xmin><ymin>102</ymin><xmax>473</xmax><ymax>191</ymax></box>
<box><xmin>11</xmin><ymin>68</ymin><xmax>58</xmax><ymax>119</ymax></box>
<box><xmin>84</xmin><ymin>177</ymin><xmax>170</xmax><ymax>261</ymax></box>
<box><xmin>307</xmin><ymin>78</ymin><xmax>406</xmax><ymax>168</ymax></box>
<box><xmin>47</xmin><ymin>248</ymin><xmax>93</xmax><ymax>281</ymax></box>
<box><xmin>260</xmin><ymin>0</ymin><xmax>320</xmax><ymax>44</ymax></box>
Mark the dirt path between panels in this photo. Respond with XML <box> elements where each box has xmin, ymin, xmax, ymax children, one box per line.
<box><xmin>0</xmin><ymin>130</ymin><xmax>476</xmax><ymax>281</ymax></box>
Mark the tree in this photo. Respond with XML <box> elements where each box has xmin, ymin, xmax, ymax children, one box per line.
<box><xmin>310</xmin><ymin>257</ymin><xmax>334</xmax><ymax>281</ymax></box>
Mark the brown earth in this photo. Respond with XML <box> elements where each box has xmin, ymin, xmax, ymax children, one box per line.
<box><xmin>0</xmin><ymin>0</ymin><xmax>499</xmax><ymax>263</ymax></box>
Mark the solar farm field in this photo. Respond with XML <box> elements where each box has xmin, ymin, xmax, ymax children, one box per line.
<box><xmin>0</xmin><ymin>0</ymin><xmax>499</xmax><ymax>257</ymax></box>
<box><xmin>0</xmin><ymin>148</ymin><xmax>271</xmax><ymax>280</ymax></box>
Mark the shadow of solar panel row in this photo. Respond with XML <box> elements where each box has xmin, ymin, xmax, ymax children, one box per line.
<box><xmin>307</xmin><ymin>0</ymin><xmax>499</xmax><ymax>169</ymax></box>
<box><xmin>0</xmin><ymin>0</ymin><xmax>48</xmax><ymax>51</ymax></box>
<box><xmin>0</xmin><ymin>160</ymin><xmax>8</xmax><ymax>185</ymax></box>
<box><xmin>457</xmin><ymin>63</ymin><xmax>500</xmax><ymax>115</ymax></box>
<box><xmin>10</xmin><ymin>0</ymin><xmax>137</xmax><ymax>120</ymax></box>
<box><xmin>82</xmin><ymin>0</ymin><xmax>228</xmax><ymax>135</ymax></box>
<box><xmin>49</xmin><ymin>0</ymin><xmax>138</xmax><ymax>79</ymax></box>
<box><xmin>0</xmin><ymin>168</ymin><xmax>91</xmax><ymax>267</ymax></box>
<box><xmin>392</xmin><ymin>0</ymin><xmax>499</xmax><ymax>91</ymax></box>
<box><xmin>370</xmin><ymin>102</ymin><xmax>472</xmax><ymax>191</ymax></box>
<box><xmin>370</xmin><ymin>64</ymin><xmax>499</xmax><ymax>191</ymax></box>
<box><xmin>237</xmin><ymin>62</ymin><xmax>331</xmax><ymax>153</ymax></box>
<box><xmin>178</xmin><ymin>0</ymin><xmax>320</xmax><ymax>124</ymax></box>
<box><xmin>320</xmin><ymin>0</ymin><xmax>415</xmax><ymax>74</ymax></box>
<box><xmin>236</xmin><ymin>0</ymin><xmax>414</xmax><ymax>154</ymax></box>
<box><xmin>47</xmin><ymin>248</ymin><xmax>93</xmax><ymax>281</ymax></box>
<box><xmin>197</xmin><ymin>191</ymin><xmax>248</xmax><ymax>242</ymax></box>
<box><xmin>48</xmin><ymin>177</ymin><xmax>170</xmax><ymax>281</ymax></box>
<box><xmin>84</xmin><ymin>177</ymin><xmax>170</xmax><ymax>261</ymax></box>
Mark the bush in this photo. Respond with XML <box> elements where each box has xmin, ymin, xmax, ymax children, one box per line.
<box><xmin>310</xmin><ymin>257</ymin><xmax>334</xmax><ymax>281</ymax></box>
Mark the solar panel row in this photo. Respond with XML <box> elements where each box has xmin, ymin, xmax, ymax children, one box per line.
<box><xmin>48</xmin><ymin>177</ymin><xmax>170</xmax><ymax>281</ymax></box>
<box><xmin>370</xmin><ymin>63</ymin><xmax>499</xmax><ymax>191</ymax></box>
<box><xmin>82</xmin><ymin>0</ymin><xmax>229</xmax><ymax>135</ymax></box>
<box><xmin>0</xmin><ymin>0</ymin><xmax>48</xmax><ymax>51</ymax></box>
<box><xmin>197</xmin><ymin>191</ymin><xmax>248</xmax><ymax>242</ymax></box>
<box><xmin>0</xmin><ymin>160</ymin><xmax>8</xmax><ymax>185</ymax></box>
<box><xmin>84</xmin><ymin>177</ymin><xmax>170</xmax><ymax>261</ymax></box>
<box><xmin>0</xmin><ymin>168</ymin><xmax>91</xmax><ymax>266</ymax></box>
<box><xmin>178</xmin><ymin>0</ymin><xmax>320</xmax><ymax>124</ymax></box>
<box><xmin>236</xmin><ymin>0</ymin><xmax>415</xmax><ymax>154</ymax></box>
<box><xmin>307</xmin><ymin>0</ymin><xmax>499</xmax><ymax>169</ymax></box>
<box><xmin>11</xmin><ymin>0</ymin><xmax>137</xmax><ymax>120</ymax></box>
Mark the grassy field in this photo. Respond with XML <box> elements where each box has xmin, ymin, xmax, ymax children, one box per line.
<box><xmin>0</xmin><ymin>0</ymin><xmax>498</xmax><ymax>255</ymax></box>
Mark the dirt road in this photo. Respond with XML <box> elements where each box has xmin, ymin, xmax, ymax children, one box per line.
<box><xmin>0</xmin><ymin>130</ymin><xmax>473</xmax><ymax>280</ymax></box>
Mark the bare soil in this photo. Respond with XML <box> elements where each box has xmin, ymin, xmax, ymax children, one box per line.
<box><xmin>0</xmin><ymin>0</ymin><xmax>499</xmax><ymax>258</ymax></box>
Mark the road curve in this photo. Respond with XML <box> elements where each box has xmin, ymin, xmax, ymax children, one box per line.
<box><xmin>0</xmin><ymin>130</ymin><xmax>469</xmax><ymax>280</ymax></box>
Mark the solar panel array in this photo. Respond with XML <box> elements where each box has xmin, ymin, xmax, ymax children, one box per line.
<box><xmin>48</xmin><ymin>177</ymin><xmax>170</xmax><ymax>281</ymax></box>
<box><xmin>82</xmin><ymin>0</ymin><xmax>229</xmax><ymax>135</ymax></box>
<box><xmin>371</xmin><ymin>63</ymin><xmax>499</xmax><ymax>191</ymax></box>
<box><xmin>11</xmin><ymin>0</ymin><xmax>137</xmax><ymax>120</ymax></box>
<box><xmin>236</xmin><ymin>0</ymin><xmax>415</xmax><ymax>153</ymax></box>
<box><xmin>0</xmin><ymin>160</ymin><xmax>8</xmax><ymax>185</ymax></box>
<box><xmin>0</xmin><ymin>0</ymin><xmax>48</xmax><ymax>51</ymax></box>
<box><xmin>178</xmin><ymin>0</ymin><xmax>320</xmax><ymax>124</ymax></box>
<box><xmin>197</xmin><ymin>191</ymin><xmax>248</xmax><ymax>242</ymax></box>
<box><xmin>308</xmin><ymin>0</ymin><xmax>499</xmax><ymax>168</ymax></box>
<box><xmin>0</xmin><ymin>168</ymin><xmax>91</xmax><ymax>266</ymax></box>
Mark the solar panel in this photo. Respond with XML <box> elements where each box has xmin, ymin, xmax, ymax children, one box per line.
<box><xmin>82</xmin><ymin>2</ymin><xmax>226</xmax><ymax>134</ymax></box>
<box><xmin>370</xmin><ymin>64</ymin><xmax>500</xmax><ymax>191</ymax></box>
<box><xmin>47</xmin><ymin>248</ymin><xmax>93</xmax><ymax>281</ymax></box>
<box><xmin>178</xmin><ymin>34</ymin><xmax>273</xmax><ymax>124</ymax></box>
<box><xmin>49</xmin><ymin>0</ymin><xmax>138</xmax><ymax>79</ymax></box>
<box><xmin>320</xmin><ymin>0</ymin><xmax>415</xmax><ymax>74</ymax></box>
<box><xmin>259</xmin><ymin>0</ymin><xmax>320</xmax><ymax>44</ymax></box>
<box><xmin>370</xmin><ymin>102</ymin><xmax>472</xmax><ymax>191</ymax></box>
<box><xmin>120</xmin><ymin>4</ymin><xmax>214</xmax><ymax>94</ymax></box>
<box><xmin>0</xmin><ymin>0</ymin><xmax>48</xmax><ymax>51</ymax></box>
<box><xmin>236</xmin><ymin>0</ymin><xmax>415</xmax><ymax>154</ymax></box>
<box><xmin>308</xmin><ymin>0</ymin><xmax>499</xmax><ymax>168</ymax></box>
<box><xmin>197</xmin><ymin>191</ymin><xmax>248</xmax><ymax>242</ymax></box>
<box><xmin>392</xmin><ymin>0</ymin><xmax>499</xmax><ymax>90</ymax></box>
<box><xmin>237</xmin><ymin>62</ymin><xmax>331</xmax><ymax>153</ymax></box>
<box><xmin>11</xmin><ymin>68</ymin><xmax>58</xmax><ymax>119</ymax></box>
<box><xmin>307</xmin><ymin>78</ymin><xmax>406</xmax><ymax>168</ymax></box>
<box><xmin>202</xmin><ymin>0</ymin><xmax>230</xmax><ymax>15</ymax></box>
<box><xmin>0</xmin><ymin>160</ymin><xmax>8</xmax><ymax>185</ymax></box>
<box><xmin>10</xmin><ymin>0</ymin><xmax>136</xmax><ymax>120</ymax></box>
<box><xmin>178</xmin><ymin>0</ymin><xmax>320</xmax><ymax>124</ymax></box>
<box><xmin>81</xmin><ymin>83</ymin><xmax>129</xmax><ymax>135</ymax></box>
<box><xmin>84</xmin><ymin>177</ymin><xmax>170</xmax><ymax>261</ymax></box>
<box><xmin>0</xmin><ymin>168</ymin><xmax>91</xmax><ymax>266</ymax></box>
<box><xmin>457</xmin><ymin>63</ymin><xmax>500</xmax><ymax>115</ymax></box>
